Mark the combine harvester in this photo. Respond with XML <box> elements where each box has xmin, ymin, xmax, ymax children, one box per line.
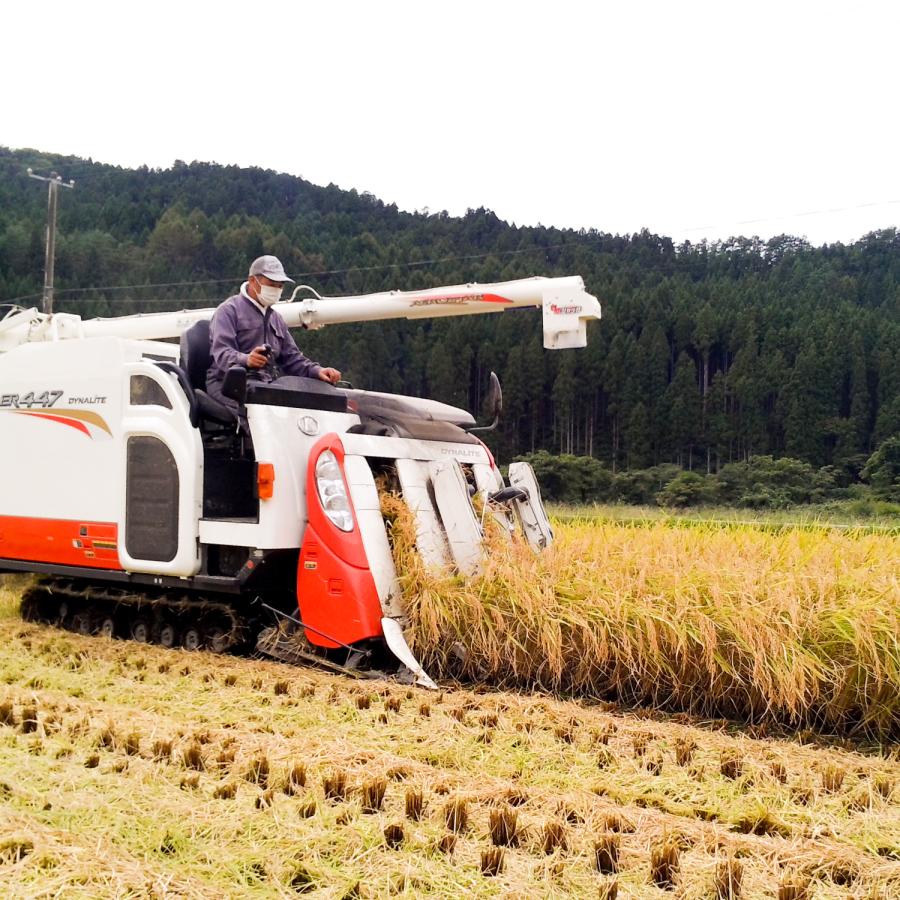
<box><xmin>0</xmin><ymin>276</ymin><xmax>600</xmax><ymax>687</ymax></box>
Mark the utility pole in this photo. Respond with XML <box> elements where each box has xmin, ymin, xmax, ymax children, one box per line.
<box><xmin>27</xmin><ymin>168</ymin><xmax>75</xmax><ymax>315</ymax></box>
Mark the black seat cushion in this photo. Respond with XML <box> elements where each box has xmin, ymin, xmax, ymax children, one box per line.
<box><xmin>196</xmin><ymin>391</ymin><xmax>238</xmax><ymax>428</ymax></box>
<box><xmin>178</xmin><ymin>321</ymin><xmax>238</xmax><ymax>429</ymax></box>
<box><xmin>180</xmin><ymin>320</ymin><xmax>212</xmax><ymax>391</ymax></box>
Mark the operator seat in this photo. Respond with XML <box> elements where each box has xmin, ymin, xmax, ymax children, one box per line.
<box><xmin>179</xmin><ymin>320</ymin><xmax>238</xmax><ymax>428</ymax></box>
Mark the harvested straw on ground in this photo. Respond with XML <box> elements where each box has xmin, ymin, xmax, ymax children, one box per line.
<box><xmin>385</xmin><ymin>495</ymin><xmax>900</xmax><ymax>733</ymax></box>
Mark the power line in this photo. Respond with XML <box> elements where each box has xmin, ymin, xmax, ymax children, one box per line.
<box><xmin>5</xmin><ymin>197</ymin><xmax>899</xmax><ymax>307</ymax></box>
<box><xmin>679</xmin><ymin>199</ymin><xmax>900</xmax><ymax>234</ymax></box>
<box><xmin>2</xmin><ymin>241</ymin><xmax>588</xmax><ymax>306</ymax></box>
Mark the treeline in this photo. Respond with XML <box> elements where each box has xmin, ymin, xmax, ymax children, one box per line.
<box><xmin>1</xmin><ymin>147</ymin><xmax>898</xmax><ymax>479</ymax></box>
<box><xmin>518</xmin><ymin>442</ymin><xmax>900</xmax><ymax>509</ymax></box>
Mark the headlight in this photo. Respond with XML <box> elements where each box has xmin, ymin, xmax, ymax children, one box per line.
<box><xmin>315</xmin><ymin>450</ymin><xmax>354</xmax><ymax>532</ymax></box>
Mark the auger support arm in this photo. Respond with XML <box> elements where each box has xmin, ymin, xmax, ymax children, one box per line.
<box><xmin>0</xmin><ymin>276</ymin><xmax>600</xmax><ymax>352</ymax></box>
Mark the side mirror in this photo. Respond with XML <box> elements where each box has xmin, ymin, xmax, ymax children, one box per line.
<box><xmin>485</xmin><ymin>371</ymin><xmax>502</xmax><ymax>421</ymax></box>
<box><xmin>222</xmin><ymin>366</ymin><xmax>248</xmax><ymax>404</ymax></box>
<box><xmin>469</xmin><ymin>371</ymin><xmax>503</xmax><ymax>432</ymax></box>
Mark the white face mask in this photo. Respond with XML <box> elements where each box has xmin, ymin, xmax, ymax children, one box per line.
<box><xmin>255</xmin><ymin>282</ymin><xmax>283</xmax><ymax>308</ymax></box>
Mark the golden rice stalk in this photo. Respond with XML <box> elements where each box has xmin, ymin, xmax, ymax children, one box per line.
<box><xmin>674</xmin><ymin>737</ymin><xmax>697</xmax><ymax>766</ymax></box>
<box><xmin>599</xmin><ymin>812</ymin><xmax>633</xmax><ymax>833</ymax></box>
<box><xmin>387</xmin><ymin>494</ymin><xmax>900</xmax><ymax>733</ymax></box>
<box><xmin>715</xmin><ymin>856</ymin><xmax>744</xmax><ymax>899</ymax></box>
<box><xmin>383</xmin><ymin>823</ymin><xmax>404</xmax><ymax>849</ymax></box>
<box><xmin>19</xmin><ymin>704</ymin><xmax>38</xmax><ymax>733</ymax></box>
<box><xmin>631</xmin><ymin>730</ymin><xmax>651</xmax><ymax>757</ymax></box>
<box><xmin>244</xmin><ymin>753</ymin><xmax>268</xmax><ymax>787</ymax></box>
<box><xmin>594</xmin><ymin>833</ymin><xmax>619</xmax><ymax>874</ymax></box>
<box><xmin>212</xmin><ymin>781</ymin><xmax>237</xmax><ymax>800</ymax></box>
<box><xmin>323</xmin><ymin>770</ymin><xmax>348</xmax><ymax>802</ymax></box>
<box><xmin>444</xmin><ymin>797</ymin><xmax>468</xmax><ymax>833</ymax></box>
<box><xmin>151</xmin><ymin>738</ymin><xmax>173</xmax><ymax>761</ymax></box>
<box><xmin>650</xmin><ymin>836</ymin><xmax>681</xmax><ymax>889</ymax></box>
<box><xmin>778</xmin><ymin>871</ymin><xmax>811</xmax><ymax>900</ymax></box>
<box><xmin>874</xmin><ymin>774</ymin><xmax>895</xmax><ymax>799</ymax></box>
<box><xmin>645</xmin><ymin>752</ymin><xmax>664</xmax><ymax>776</ymax></box>
<box><xmin>720</xmin><ymin>750</ymin><xmax>743</xmax><ymax>781</ymax></box>
<box><xmin>285</xmin><ymin>762</ymin><xmax>307</xmax><ymax>793</ymax></box>
<box><xmin>0</xmin><ymin>699</ymin><xmax>15</xmax><ymax>726</ymax></box>
<box><xmin>541</xmin><ymin>820</ymin><xmax>567</xmax><ymax>854</ymax></box>
<box><xmin>480</xmin><ymin>846</ymin><xmax>504</xmax><ymax>877</ymax></box>
<box><xmin>404</xmin><ymin>787</ymin><xmax>424</xmax><ymax>821</ymax></box>
<box><xmin>435</xmin><ymin>833</ymin><xmax>457</xmax><ymax>855</ymax></box>
<box><xmin>361</xmin><ymin>776</ymin><xmax>387</xmax><ymax>813</ymax></box>
<box><xmin>488</xmin><ymin>805</ymin><xmax>518</xmax><ymax>847</ymax></box>
<box><xmin>503</xmin><ymin>787</ymin><xmax>528</xmax><ymax>807</ymax></box>
<box><xmin>598</xmin><ymin>876</ymin><xmax>618</xmax><ymax>900</ymax></box>
<box><xmin>0</xmin><ymin>837</ymin><xmax>34</xmax><ymax>864</ymax></box>
<box><xmin>821</xmin><ymin>763</ymin><xmax>846</xmax><ymax>793</ymax></box>
<box><xmin>181</xmin><ymin>743</ymin><xmax>205</xmax><ymax>772</ymax></box>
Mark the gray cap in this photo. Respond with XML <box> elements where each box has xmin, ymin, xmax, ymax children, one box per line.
<box><xmin>248</xmin><ymin>254</ymin><xmax>295</xmax><ymax>284</ymax></box>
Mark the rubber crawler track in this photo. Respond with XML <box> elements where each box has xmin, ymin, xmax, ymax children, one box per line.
<box><xmin>19</xmin><ymin>578</ymin><xmax>396</xmax><ymax>681</ymax></box>
<box><xmin>20</xmin><ymin>578</ymin><xmax>249</xmax><ymax>653</ymax></box>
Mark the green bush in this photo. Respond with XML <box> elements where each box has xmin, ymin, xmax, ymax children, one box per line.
<box><xmin>656</xmin><ymin>471</ymin><xmax>714</xmax><ymax>508</ymax></box>
<box><xmin>841</xmin><ymin>497</ymin><xmax>900</xmax><ymax>519</ymax></box>
<box><xmin>612</xmin><ymin>464</ymin><xmax>681</xmax><ymax>505</ymax></box>
<box><xmin>512</xmin><ymin>452</ymin><xmax>859</xmax><ymax>510</ymax></box>
<box><xmin>715</xmin><ymin>456</ymin><xmax>836</xmax><ymax>508</ymax></box>
<box><xmin>512</xmin><ymin>451</ymin><xmax>613</xmax><ymax>503</ymax></box>
<box><xmin>861</xmin><ymin>437</ymin><xmax>900</xmax><ymax>501</ymax></box>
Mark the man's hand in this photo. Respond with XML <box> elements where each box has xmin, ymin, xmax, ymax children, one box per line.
<box><xmin>247</xmin><ymin>346</ymin><xmax>269</xmax><ymax>369</ymax></box>
<box><xmin>318</xmin><ymin>367</ymin><xmax>342</xmax><ymax>385</ymax></box>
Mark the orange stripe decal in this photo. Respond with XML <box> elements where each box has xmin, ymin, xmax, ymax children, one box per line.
<box><xmin>14</xmin><ymin>412</ymin><xmax>91</xmax><ymax>437</ymax></box>
<box><xmin>51</xmin><ymin>409</ymin><xmax>113</xmax><ymax>435</ymax></box>
<box><xmin>5</xmin><ymin>409</ymin><xmax>112</xmax><ymax>439</ymax></box>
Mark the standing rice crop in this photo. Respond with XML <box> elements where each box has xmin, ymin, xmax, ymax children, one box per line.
<box><xmin>388</xmin><ymin>499</ymin><xmax>900</xmax><ymax>733</ymax></box>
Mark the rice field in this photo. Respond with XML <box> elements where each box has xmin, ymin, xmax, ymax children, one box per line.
<box><xmin>1</xmin><ymin>513</ymin><xmax>899</xmax><ymax>897</ymax></box>
<box><xmin>546</xmin><ymin>503</ymin><xmax>900</xmax><ymax>532</ymax></box>
<box><xmin>396</xmin><ymin>512</ymin><xmax>900</xmax><ymax>734</ymax></box>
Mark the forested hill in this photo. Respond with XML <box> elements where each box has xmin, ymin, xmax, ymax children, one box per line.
<box><xmin>1</xmin><ymin>146</ymin><xmax>898</xmax><ymax>475</ymax></box>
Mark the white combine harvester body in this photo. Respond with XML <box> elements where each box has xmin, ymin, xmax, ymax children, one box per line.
<box><xmin>0</xmin><ymin>276</ymin><xmax>600</xmax><ymax>687</ymax></box>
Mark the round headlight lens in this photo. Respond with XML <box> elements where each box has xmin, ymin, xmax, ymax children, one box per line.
<box><xmin>314</xmin><ymin>450</ymin><xmax>354</xmax><ymax>532</ymax></box>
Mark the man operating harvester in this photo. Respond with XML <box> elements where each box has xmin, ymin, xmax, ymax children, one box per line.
<box><xmin>207</xmin><ymin>255</ymin><xmax>341</xmax><ymax>411</ymax></box>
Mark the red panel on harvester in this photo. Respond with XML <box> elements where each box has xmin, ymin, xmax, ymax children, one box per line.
<box><xmin>0</xmin><ymin>516</ymin><xmax>122</xmax><ymax>569</ymax></box>
<box><xmin>297</xmin><ymin>434</ymin><xmax>384</xmax><ymax>649</ymax></box>
<box><xmin>297</xmin><ymin>526</ymin><xmax>383</xmax><ymax>648</ymax></box>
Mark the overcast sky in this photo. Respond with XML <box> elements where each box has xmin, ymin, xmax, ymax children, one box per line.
<box><xmin>3</xmin><ymin>0</ymin><xmax>898</xmax><ymax>246</ymax></box>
